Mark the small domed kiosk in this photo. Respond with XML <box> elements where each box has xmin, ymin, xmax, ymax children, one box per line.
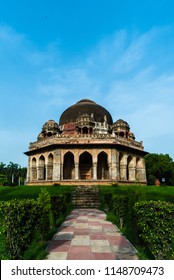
<box><xmin>25</xmin><ymin>99</ymin><xmax>147</xmax><ymax>185</ymax></box>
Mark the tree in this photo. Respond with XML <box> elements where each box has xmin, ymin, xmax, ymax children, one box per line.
<box><xmin>0</xmin><ymin>161</ymin><xmax>27</xmax><ymax>186</ymax></box>
<box><xmin>145</xmin><ymin>153</ymin><xmax>174</xmax><ymax>185</ymax></box>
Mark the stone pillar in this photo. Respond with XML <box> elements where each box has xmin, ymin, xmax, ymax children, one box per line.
<box><xmin>136</xmin><ymin>167</ymin><xmax>147</xmax><ymax>182</ymax></box>
<box><xmin>111</xmin><ymin>150</ymin><xmax>117</xmax><ymax>180</ymax></box>
<box><xmin>128</xmin><ymin>165</ymin><xmax>136</xmax><ymax>181</ymax></box>
<box><xmin>108</xmin><ymin>164</ymin><xmax>112</xmax><ymax>179</ymax></box>
<box><xmin>60</xmin><ymin>163</ymin><xmax>63</xmax><ymax>180</ymax></box>
<box><xmin>53</xmin><ymin>149</ymin><xmax>61</xmax><ymax>181</ymax></box>
<box><xmin>75</xmin><ymin>163</ymin><xmax>79</xmax><ymax>180</ymax></box>
<box><xmin>37</xmin><ymin>166</ymin><xmax>44</xmax><ymax>180</ymax></box>
<box><xmin>26</xmin><ymin>158</ymin><xmax>31</xmax><ymax>182</ymax></box>
<box><xmin>136</xmin><ymin>167</ymin><xmax>142</xmax><ymax>181</ymax></box>
<box><xmin>46</xmin><ymin>164</ymin><xmax>53</xmax><ymax>180</ymax></box>
<box><xmin>120</xmin><ymin>164</ymin><xmax>127</xmax><ymax>180</ymax></box>
<box><xmin>93</xmin><ymin>163</ymin><xmax>97</xmax><ymax>180</ymax></box>
<box><xmin>31</xmin><ymin>167</ymin><xmax>37</xmax><ymax>181</ymax></box>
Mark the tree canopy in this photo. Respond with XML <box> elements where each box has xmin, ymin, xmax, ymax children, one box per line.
<box><xmin>0</xmin><ymin>162</ymin><xmax>27</xmax><ymax>186</ymax></box>
<box><xmin>145</xmin><ymin>153</ymin><xmax>174</xmax><ymax>185</ymax></box>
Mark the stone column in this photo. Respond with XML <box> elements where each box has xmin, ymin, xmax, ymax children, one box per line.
<box><xmin>111</xmin><ymin>149</ymin><xmax>117</xmax><ymax>180</ymax></box>
<box><xmin>93</xmin><ymin>163</ymin><xmax>97</xmax><ymax>180</ymax></box>
<box><xmin>136</xmin><ymin>167</ymin><xmax>147</xmax><ymax>182</ymax></box>
<box><xmin>108</xmin><ymin>164</ymin><xmax>112</xmax><ymax>179</ymax></box>
<box><xmin>128</xmin><ymin>165</ymin><xmax>136</xmax><ymax>181</ymax></box>
<box><xmin>53</xmin><ymin>149</ymin><xmax>61</xmax><ymax>181</ymax></box>
<box><xmin>120</xmin><ymin>164</ymin><xmax>127</xmax><ymax>180</ymax></box>
<box><xmin>26</xmin><ymin>158</ymin><xmax>31</xmax><ymax>182</ymax></box>
<box><xmin>60</xmin><ymin>163</ymin><xmax>63</xmax><ymax>180</ymax></box>
<box><xmin>46</xmin><ymin>164</ymin><xmax>53</xmax><ymax>180</ymax></box>
<box><xmin>37</xmin><ymin>166</ymin><xmax>44</xmax><ymax>180</ymax></box>
<box><xmin>31</xmin><ymin>167</ymin><xmax>37</xmax><ymax>181</ymax></box>
<box><xmin>75</xmin><ymin>163</ymin><xmax>79</xmax><ymax>180</ymax></box>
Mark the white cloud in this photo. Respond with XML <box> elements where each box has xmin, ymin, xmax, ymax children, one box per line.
<box><xmin>1</xmin><ymin>24</ymin><xmax>174</xmax><ymax>165</ymax></box>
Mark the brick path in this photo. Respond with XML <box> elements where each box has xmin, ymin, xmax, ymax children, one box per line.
<box><xmin>46</xmin><ymin>209</ymin><xmax>138</xmax><ymax>260</ymax></box>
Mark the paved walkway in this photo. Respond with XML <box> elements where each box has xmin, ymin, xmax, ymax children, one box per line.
<box><xmin>46</xmin><ymin>209</ymin><xmax>138</xmax><ymax>260</ymax></box>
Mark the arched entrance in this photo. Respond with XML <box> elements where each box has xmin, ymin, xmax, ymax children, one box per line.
<box><xmin>31</xmin><ymin>157</ymin><xmax>37</xmax><ymax>180</ymax></box>
<box><xmin>63</xmin><ymin>152</ymin><xmax>75</xmax><ymax>179</ymax></box>
<box><xmin>79</xmin><ymin>152</ymin><xmax>93</xmax><ymax>180</ymax></box>
<box><xmin>38</xmin><ymin>155</ymin><xmax>46</xmax><ymax>180</ymax></box>
<box><xmin>47</xmin><ymin>153</ymin><xmax>53</xmax><ymax>180</ymax></box>
<box><xmin>97</xmin><ymin>152</ymin><xmax>109</xmax><ymax>179</ymax></box>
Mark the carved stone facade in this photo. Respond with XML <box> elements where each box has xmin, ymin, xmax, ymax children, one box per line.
<box><xmin>25</xmin><ymin>99</ymin><xmax>147</xmax><ymax>185</ymax></box>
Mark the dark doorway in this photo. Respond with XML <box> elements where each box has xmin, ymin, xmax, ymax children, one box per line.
<box><xmin>97</xmin><ymin>152</ymin><xmax>109</xmax><ymax>179</ymax></box>
<box><xmin>63</xmin><ymin>152</ymin><xmax>75</xmax><ymax>179</ymax></box>
<box><xmin>79</xmin><ymin>152</ymin><xmax>93</xmax><ymax>179</ymax></box>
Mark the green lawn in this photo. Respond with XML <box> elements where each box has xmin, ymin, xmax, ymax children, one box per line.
<box><xmin>0</xmin><ymin>185</ymin><xmax>75</xmax><ymax>201</ymax></box>
<box><xmin>99</xmin><ymin>185</ymin><xmax>174</xmax><ymax>203</ymax></box>
<box><xmin>1</xmin><ymin>184</ymin><xmax>174</xmax><ymax>202</ymax></box>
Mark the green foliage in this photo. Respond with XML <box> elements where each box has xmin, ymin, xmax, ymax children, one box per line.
<box><xmin>0</xmin><ymin>161</ymin><xmax>27</xmax><ymax>186</ymax></box>
<box><xmin>50</xmin><ymin>193</ymin><xmax>72</xmax><ymax>227</ymax></box>
<box><xmin>134</xmin><ymin>200</ymin><xmax>174</xmax><ymax>259</ymax></box>
<box><xmin>0</xmin><ymin>174</ymin><xmax>7</xmax><ymax>186</ymax></box>
<box><xmin>36</xmin><ymin>188</ymin><xmax>51</xmax><ymax>241</ymax></box>
<box><xmin>0</xmin><ymin>187</ymin><xmax>73</xmax><ymax>259</ymax></box>
<box><xmin>0</xmin><ymin>199</ymin><xmax>39</xmax><ymax>259</ymax></box>
<box><xmin>145</xmin><ymin>153</ymin><xmax>174</xmax><ymax>185</ymax></box>
<box><xmin>113</xmin><ymin>194</ymin><xmax>129</xmax><ymax>218</ymax></box>
<box><xmin>147</xmin><ymin>174</ymin><xmax>156</xmax><ymax>185</ymax></box>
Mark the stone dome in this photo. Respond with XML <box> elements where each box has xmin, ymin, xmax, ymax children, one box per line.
<box><xmin>112</xmin><ymin>119</ymin><xmax>130</xmax><ymax>130</ymax></box>
<box><xmin>42</xmin><ymin>120</ymin><xmax>59</xmax><ymax>132</ymax></box>
<box><xmin>59</xmin><ymin>99</ymin><xmax>113</xmax><ymax>125</ymax></box>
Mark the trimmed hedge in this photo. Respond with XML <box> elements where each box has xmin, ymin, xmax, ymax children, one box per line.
<box><xmin>134</xmin><ymin>200</ymin><xmax>174</xmax><ymax>259</ymax></box>
<box><xmin>0</xmin><ymin>199</ymin><xmax>39</xmax><ymax>259</ymax></box>
<box><xmin>0</xmin><ymin>189</ymin><xmax>72</xmax><ymax>259</ymax></box>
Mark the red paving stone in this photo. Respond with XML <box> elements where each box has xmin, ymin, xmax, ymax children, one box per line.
<box><xmin>48</xmin><ymin>241</ymin><xmax>71</xmax><ymax>252</ymax></box>
<box><xmin>67</xmin><ymin>253</ymin><xmax>92</xmax><ymax>260</ymax></box>
<box><xmin>68</xmin><ymin>245</ymin><xmax>91</xmax><ymax>254</ymax></box>
<box><xmin>92</xmin><ymin>252</ymin><xmax>116</xmax><ymax>260</ymax></box>
<box><xmin>46</xmin><ymin>209</ymin><xmax>138</xmax><ymax>260</ymax></box>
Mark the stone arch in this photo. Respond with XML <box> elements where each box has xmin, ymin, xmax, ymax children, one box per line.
<box><xmin>47</xmin><ymin>132</ymin><xmax>52</xmax><ymax>137</ymax></box>
<box><xmin>83</xmin><ymin>127</ymin><xmax>88</xmax><ymax>134</ymax></box>
<box><xmin>31</xmin><ymin>157</ymin><xmax>37</xmax><ymax>180</ymax></box>
<box><xmin>63</xmin><ymin>152</ymin><xmax>75</xmax><ymax>179</ymax></box>
<box><xmin>47</xmin><ymin>153</ymin><xmax>54</xmax><ymax>180</ymax></box>
<box><xmin>38</xmin><ymin>155</ymin><xmax>46</xmax><ymax>180</ymax></box>
<box><xmin>79</xmin><ymin>151</ymin><xmax>93</xmax><ymax>180</ymax></box>
<box><xmin>97</xmin><ymin>152</ymin><xmax>109</xmax><ymax>179</ymax></box>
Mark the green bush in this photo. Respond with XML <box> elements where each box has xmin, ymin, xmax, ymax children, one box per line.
<box><xmin>113</xmin><ymin>194</ymin><xmax>129</xmax><ymax>218</ymax></box>
<box><xmin>50</xmin><ymin>193</ymin><xmax>72</xmax><ymax>227</ymax></box>
<box><xmin>0</xmin><ymin>188</ymin><xmax>73</xmax><ymax>259</ymax></box>
<box><xmin>36</xmin><ymin>188</ymin><xmax>51</xmax><ymax>241</ymax></box>
<box><xmin>134</xmin><ymin>200</ymin><xmax>174</xmax><ymax>259</ymax></box>
<box><xmin>0</xmin><ymin>199</ymin><xmax>39</xmax><ymax>259</ymax></box>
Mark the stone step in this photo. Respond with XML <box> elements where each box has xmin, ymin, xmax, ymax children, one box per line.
<box><xmin>72</xmin><ymin>185</ymin><xmax>100</xmax><ymax>208</ymax></box>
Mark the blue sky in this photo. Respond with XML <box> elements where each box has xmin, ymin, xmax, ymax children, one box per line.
<box><xmin>1</xmin><ymin>0</ymin><xmax>174</xmax><ymax>167</ymax></box>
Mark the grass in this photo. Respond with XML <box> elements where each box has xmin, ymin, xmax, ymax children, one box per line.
<box><xmin>99</xmin><ymin>184</ymin><xmax>174</xmax><ymax>203</ymax></box>
<box><xmin>0</xmin><ymin>185</ymin><xmax>75</xmax><ymax>201</ymax></box>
